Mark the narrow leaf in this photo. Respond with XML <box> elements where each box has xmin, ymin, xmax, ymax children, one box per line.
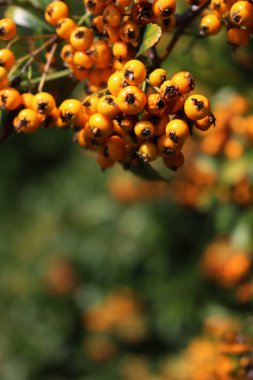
<box><xmin>136</xmin><ymin>23</ymin><xmax>162</xmax><ymax>57</ymax></box>
<box><xmin>5</xmin><ymin>5</ymin><xmax>53</xmax><ymax>32</ymax></box>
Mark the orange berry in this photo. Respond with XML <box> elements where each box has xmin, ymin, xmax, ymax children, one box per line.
<box><xmin>149</xmin><ymin>68</ymin><xmax>168</xmax><ymax>87</ymax></box>
<box><xmin>0</xmin><ymin>49</ymin><xmax>15</xmax><ymax>70</ymax></box>
<box><xmin>88</xmin><ymin>113</ymin><xmax>114</xmax><ymax>137</ymax></box>
<box><xmin>227</xmin><ymin>27</ymin><xmax>251</xmax><ymax>46</ymax></box>
<box><xmin>119</xmin><ymin>20</ymin><xmax>140</xmax><ymax>45</ymax></box>
<box><xmin>0</xmin><ymin>87</ymin><xmax>21</xmax><ymax>110</ymax></box>
<box><xmin>171</xmin><ymin>71</ymin><xmax>195</xmax><ymax>94</ymax></box>
<box><xmin>56</xmin><ymin>18</ymin><xmax>76</xmax><ymax>39</ymax></box>
<box><xmin>14</xmin><ymin>109</ymin><xmax>40</xmax><ymax>133</ymax></box>
<box><xmin>61</xmin><ymin>44</ymin><xmax>74</xmax><ymax>64</ymax></box>
<box><xmin>106</xmin><ymin>135</ymin><xmax>127</xmax><ymax>161</ymax></box>
<box><xmin>163</xmin><ymin>152</ymin><xmax>184</xmax><ymax>170</ymax></box>
<box><xmin>123</xmin><ymin>59</ymin><xmax>146</xmax><ymax>86</ymax></box>
<box><xmin>160</xmin><ymin>80</ymin><xmax>180</xmax><ymax>102</ymax></box>
<box><xmin>134</xmin><ymin>120</ymin><xmax>155</xmax><ymax>139</ymax></box>
<box><xmin>97</xmin><ymin>95</ymin><xmax>120</xmax><ymax>118</ymax></box>
<box><xmin>165</xmin><ymin>119</ymin><xmax>190</xmax><ymax>143</ymax></box>
<box><xmin>138</xmin><ymin>142</ymin><xmax>158</xmax><ymax>162</ymax></box>
<box><xmin>194</xmin><ymin>113</ymin><xmax>216</xmax><ymax>131</ymax></box>
<box><xmin>0</xmin><ymin>18</ymin><xmax>16</xmax><ymax>40</ymax></box>
<box><xmin>157</xmin><ymin>134</ymin><xmax>183</xmax><ymax>155</ymax></box>
<box><xmin>200</xmin><ymin>13</ymin><xmax>222</xmax><ymax>36</ymax></box>
<box><xmin>45</xmin><ymin>1</ymin><xmax>69</xmax><ymax>26</ymax></box>
<box><xmin>152</xmin><ymin>0</ymin><xmax>176</xmax><ymax>17</ymax></box>
<box><xmin>184</xmin><ymin>94</ymin><xmax>210</xmax><ymax>120</ymax></box>
<box><xmin>146</xmin><ymin>93</ymin><xmax>167</xmax><ymax>116</ymax></box>
<box><xmin>32</xmin><ymin>92</ymin><xmax>56</xmax><ymax>115</ymax></box>
<box><xmin>117</xmin><ymin>86</ymin><xmax>146</xmax><ymax>115</ymax></box>
<box><xmin>70</xmin><ymin>27</ymin><xmax>94</xmax><ymax>51</ymax></box>
<box><xmin>230</xmin><ymin>1</ymin><xmax>253</xmax><ymax>28</ymax></box>
<box><xmin>103</xmin><ymin>3</ymin><xmax>122</xmax><ymax>27</ymax></box>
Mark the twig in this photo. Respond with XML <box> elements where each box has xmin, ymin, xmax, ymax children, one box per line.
<box><xmin>21</xmin><ymin>36</ymin><xmax>58</xmax><ymax>75</ymax></box>
<box><xmin>160</xmin><ymin>0</ymin><xmax>211</xmax><ymax>60</ymax></box>
<box><xmin>38</xmin><ymin>42</ymin><xmax>57</xmax><ymax>92</ymax></box>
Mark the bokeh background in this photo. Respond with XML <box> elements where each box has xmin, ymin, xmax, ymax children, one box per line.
<box><xmin>0</xmin><ymin>1</ymin><xmax>253</xmax><ymax>379</ymax></box>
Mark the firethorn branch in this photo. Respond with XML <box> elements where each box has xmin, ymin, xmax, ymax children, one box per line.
<box><xmin>20</xmin><ymin>36</ymin><xmax>58</xmax><ymax>75</ymax></box>
<box><xmin>160</xmin><ymin>0</ymin><xmax>211</xmax><ymax>60</ymax></box>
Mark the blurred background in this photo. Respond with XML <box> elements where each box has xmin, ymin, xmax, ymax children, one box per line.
<box><xmin>0</xmin><ymin>1</ymin><xmax>253</xmax><ymax>379</ymax></box>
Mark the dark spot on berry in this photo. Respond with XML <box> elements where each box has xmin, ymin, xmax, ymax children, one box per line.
<box><xmin>83</xmin><ymin>100</ymin><xmax>91</xmax><ymax>108</ymax></box>
<box><xmin>168</xmin><ymin>131</ymin><xmax>178</xmax><ymax>143</ymax></box>
<box><xmin>75</xmin><ymin>31</ymin><xmax>85</xmax><ymax>39</ymax></box>
<box><xmin>157</xmin><ymin>98</ymin><xmax>165</xmax><ymax>109</ymax></box>
<box><xmin>191</xmin><ymin>97</ymin><xmax>204</xmax><ymax>110</ymax></box>
<box><xmin>160</xmin><ymin>74</ymin><xmax>167</xmax><ymax>84</ymax></box>
<box><xmin>87</xmin><ymin>0</ymin><xmax>96</xmax><ymax>8</ymax></box>
<box><xmin>124</xmin><ymin>69</ymin><xmax>135</xmax><ymax>82</ymax></box>
<box><xmin>38</xmin><ymin>101</ymin><xmax>48</xmax><ymax>113</ymax></box>
<box><xmin>136</xmin><ymin>2</ymin><xmax>153</xmax><ymax>24</ymax></box>
<box><xmin>161</xmin><ymin>7</ymin><xmax>173</xmax><ymax>16</ymax></box>
<box><xmin>126</xmin><ymin>29</ymin><xmax>135</xmax><ymax>39</ymax></box>
<box><xmin>105</xmin><ymin>96</ymin><xmax>117</xmax><ymax>107</ymax></box>
<box><xmin>86</xmin><ymin>48</ymin><xmax>96</xmax><ymax>56</ymax></box>
<box><xmin>141</xmin><ymin>128</ymin><xmax>151</xmax><ymax>137</ymax></box>
<box><xmin>186</xmin><ymin>74</ymin><xmax>195</xmax><ymax>90</ymax></box>
<box><xmin>164</xmin><ymin>85</ymin><xmax>178</xmax><ymax>99</ymax></box>
<box><xmin>1</xmin><ymin>94</ymin><xmax>7</xmax><ymax>106</ymax></box>
<box><xmin>0</xmin><ymin>27</ymin><xmax>6</xmax><ymax>37</ymax></box>
<box><xmin>164</xmin><ymin>147</ymin><xmax>174</xmax><ymax>155</ymax></box>
<box><xmin>47</xmin><ymin>7</ymin><xmax>54</xmax><ymax>16</ymax></box>
<box><xmin>18</xmin><ymin>118</ymin><xmax>29</xmax><ymax>128</ymax></box>
<box><xmin>56</xmin><ymin>20</ymin><xmax>65</xmax><ymax>29</ymax></box>
<box><xmin>126</xmin><ymin>94</ymin><xmax>136</xmax><ymax>104</ymax></box>
<box><xmin>91</xmin><ymin>127</ymin><xmax>100</xmax><ymax>136</ymax></box>
<box><xmin>209</xmin><ymin>113</ymin><xmax>216</xmax><ymax>126</ymax></box>
<box><xmin>64</xmin><ymin>50</ymin><xmax>73</xmax><ymax>58</ymax></box>
<box><xmin>122</xmin><ymin>80</ymin><xmax>129</xmax><ymax>88</ymax></box>
<box><xmin>232</xmin><ymin>11</ymin><xmax>241</xmax><ymax>24</ymax></box>
<box><xmin>62</xmin><ymin>111</ymin><xmax>74</xmax><ymax>121</ymax></box>
<box><xmin>213</xmin><ymin>1</ymin><xmax>220</xmax><ymax>9</ymax></box>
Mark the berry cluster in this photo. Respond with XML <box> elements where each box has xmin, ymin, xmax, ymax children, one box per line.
<box><xmin>0</xmin><ymin>0</ymin><xmax>218</xmax><ymax>175</ymax></box>
<box><xmin>199</xmin><ymin>0</ymin><xmax>253</xmax><ymax>46</ymax></box>
<box><xmin>75</xmin><ymin>64</ymin><xmax>214</xmax><ymax>171</ymax></box>
<box><xmin>46</xmin><ymin>0</ymin><xmax>177</xmax><ymax>85</ymax></box>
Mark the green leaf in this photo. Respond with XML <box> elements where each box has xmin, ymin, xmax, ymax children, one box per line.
<box><xmin>136</xmin><ymin>23</ymin><xmax>162</xmax><ymax>57</ymax></box>
<box><xmin>5</xmin><ymin>5</ymin><xmax>53</xmax><ymax>32</ymax></box>
<box><xmin>127</xmin><ymin>160</ymin><xmax>172</xmax><ymax>182</ymax></box>
<box><xmin>14</xmin><ymin>0</ymin><xmax>51</xmax><ymax>9</ymax></box>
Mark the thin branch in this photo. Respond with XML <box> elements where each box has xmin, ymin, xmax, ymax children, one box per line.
<box><xmin>21</xmin><ymin>36</ymin><xmax>58</xmax><ymax>75</ymax></box>
<box><xmin>38</xmin><ymin>42</ymin><xmax>58</xmax><ymax>92</ymax></box>
<box><xmin>160</xmin><ymin>0</ymin><xmax>211</xmax><ymax>60</ymax></box>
